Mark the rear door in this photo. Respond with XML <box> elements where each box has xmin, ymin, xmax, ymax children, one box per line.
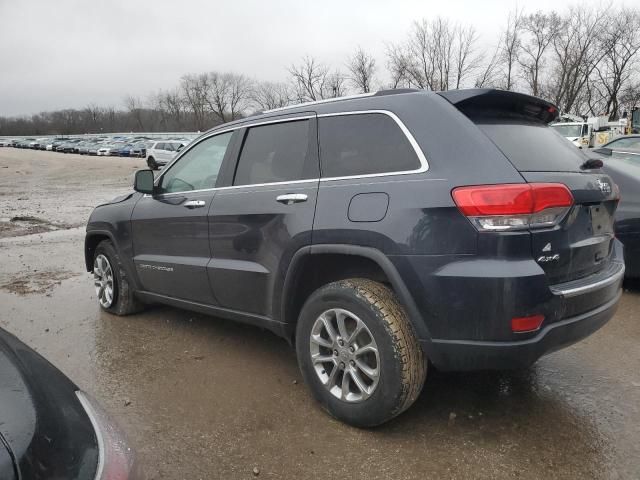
<box><xmin>207</xmin><ymin>114</ymin><xmax>319</xmax><ymax>316</ymax></box>
<box><xmin>131</xmin><ymin>131</ymin><xmax>236</xmax><ymax>303</ymax></box>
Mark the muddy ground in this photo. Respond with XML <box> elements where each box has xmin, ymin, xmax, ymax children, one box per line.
<box><xmin>0</xmin><ymin>147</ymin><xmax>639</xmax><ymax>479</ymax></box>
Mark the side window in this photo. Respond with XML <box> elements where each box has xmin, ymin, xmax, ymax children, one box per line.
<box><xmin>158</xmin><ymin>132</ymin><xmax>233</xmax><ymax>194</ymax></box>
<box><xmin>318</xmin><ymin>113</ymin><xmax>420</xmax><ymax>177</ymax></box>
<box><xmin>156</xmin><ymin>143</ymin><xmax>164</xmax><ymax>151</ymax></box>
<box><xmin>234</xmin><ymin>120</ymin><xmax>311</xmax><ymax>186</ymax></box>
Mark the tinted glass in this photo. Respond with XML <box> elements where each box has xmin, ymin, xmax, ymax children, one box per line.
<box><xmin>159</xmin><ymin>132</ymin><xmax>233</xmax><ymax>193</ymax></box>
<box><xmin>319</xmin><ymin>113</ymin><xmax>420</xmax><ymax>177</ymax></box>
<box><xmin>477</xmin><ymin>121</ymin><xmax>584</xmax><ymax>172</ymax></box>
<box><xmin>234</xmin><ymin>120</ymin><xmax>310</xmax><ymax>185</ymax></box>
<box><xmin>607</xmin><ymin>137</ymin><xmax>640</xmax><ymax>150</ymax></box>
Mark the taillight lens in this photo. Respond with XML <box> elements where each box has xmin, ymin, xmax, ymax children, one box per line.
<box><xmin>76</xmin><ymin>391</ymin><xmax>137</xmax><ymax>480</ymax></box>
<box><xmin>452</xmin><ymin>183</ymin><xmax>573</xmax><ymax>231</ymax></box>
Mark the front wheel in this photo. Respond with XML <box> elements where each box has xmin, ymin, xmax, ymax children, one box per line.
<box><xmin>296</xmin><ymin>278</ymin><xmax>426</xmax><ymax>427</ymax></box>
<box><xmin>93</xmin><ymin>240</ymin><xmax>144</xmax><ymax>315</ymax></box>
<box><xmin>147</xmin><ymin>156</ymin><xmax>158</xmax><ymax>170</ymax></box>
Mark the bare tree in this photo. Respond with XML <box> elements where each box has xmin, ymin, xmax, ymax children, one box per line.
<box><xmin>386</xmin><ymin>44</ymin><xmax>411</xmax><ymax>88</ymax></box>
<box><xmin>251</xmin><ymin>81</ymin><xmax>293</xmax><ymax>110</ymax></box>
<box><xmin>347</xmin><ymin>47</ymin><xmax>377</xmax><ymax>93</ymax></box>
<box><xmin>518</xmin><ymin>11</ymin><xmax>561</xmax><ymax>96</ymax></box>
<box><xmin>387</xmin><ymin>17</ymin><xmax>480</xmax><ymax>91</ymax></box>
<box><xmin>546</xmin><ymin>6</ymin><xmax>609</xmax><ymax>114</ymax></box>
<box><xmin>205</xmin><ymin>72</ymin><xmax>253</xmax><ymax>122</ymax></box>
<box><xmin>180</xmin><ymin>73</ymin><xmax>210</xmax><ymax>131</ymax></box>
<box><xmin>475</xmin><ymin>40</ymin><xmax>503</xmax><ymax>88</ymax></box>
<box><xmin>324</xmin><ymin>71</ymin><xmax>348</xmax><ymax>98</ymax></box>
<box><xmin>453</xmin><ymin>25</ymin><xmax>483</xmax><ymax>89</ymax></box>
<box><xmin>289</xmin><ymin>56</ymin><xmax>330</xmax><ymax>101</ymax></box>
<box><xmin>124</xmin><ymin>95</ymin><xmax>145</xmax><ymax>130</ymax></box>
<box><xmin>499</xmin><ymin>9</ymin><xmax>523</xmax><ymax>90</ymax></box>
<box><xmin>593</xmin><ymin>7</ymin><xmax>640</xmax><ymax>119</ymax></box>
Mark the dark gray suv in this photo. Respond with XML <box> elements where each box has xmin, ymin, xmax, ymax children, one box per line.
<box><xmin>85</xmin><ymin>89</ymin><xmax>625</xmax><ymax>426</ymax></box>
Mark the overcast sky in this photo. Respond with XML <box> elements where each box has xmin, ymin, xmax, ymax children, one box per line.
<box><xmin>0</xmin><ymin>0</ymin><xmax>622</xmax><ymax>116</ymax></box>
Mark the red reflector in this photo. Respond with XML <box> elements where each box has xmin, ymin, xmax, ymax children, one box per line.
<box><xmin>452</xmin><ymin>183</ymin><xmax>573</xmax><ymax>216</ymax></box>
<box><xmin>511</xmin><ymin>314</ymin><xmax>544</xmax><ymax>333</ymax></box>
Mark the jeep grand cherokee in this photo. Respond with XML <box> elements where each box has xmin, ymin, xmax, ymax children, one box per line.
<box><xmin>85</xmin><ymin>89</ymin><xmax>624</xmax><ymax>426</ymax></box>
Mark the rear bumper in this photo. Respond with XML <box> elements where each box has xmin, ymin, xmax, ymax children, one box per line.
<box><xmin>424</xmin><ymin>289</ymin><xmax>620</xmax><ymax>370</ymax></box>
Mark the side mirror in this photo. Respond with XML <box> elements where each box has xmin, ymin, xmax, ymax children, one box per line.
<box><xmin>134</xmin><ymin>169</ymin><xmax>155</xmax><ymax>194</ymax></box>
<box><xmin>593</xmin><ymin>147</ymin><xmax>612</xmax><ymax>156</ymax></box>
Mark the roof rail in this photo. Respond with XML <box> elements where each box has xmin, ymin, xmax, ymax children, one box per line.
<box><xmin>263</xmin><ymin>92</ymin><xmax>376</xmax><ymax>114</ymax></box>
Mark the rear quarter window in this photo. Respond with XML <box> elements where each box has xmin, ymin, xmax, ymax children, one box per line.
<box><xmin>318</xmin><ymin>113</ymin><xmax>420</xmax><ymax>178</ymax></box>
<box><xmin>477</xmin><ymin>120</ymin><xmax>585</xmax><ymax>172</ymax></box>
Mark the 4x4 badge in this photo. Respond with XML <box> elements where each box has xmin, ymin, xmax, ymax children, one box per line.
<box><xmin>597</xmin><ymin>179</ymin><xmax>611</xmax><ymax>194</ymax></box>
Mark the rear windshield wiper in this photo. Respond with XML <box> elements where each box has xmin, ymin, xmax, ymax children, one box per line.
<box><xmin>580</xmin><ymin>158</ymin><xmax>604</xmax><ymax>170</ymax></box>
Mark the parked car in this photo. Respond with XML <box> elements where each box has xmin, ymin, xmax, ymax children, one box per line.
<box><xmin>0</xmin><ymin>327</ymin><xmax>137</xmax><ymax>479</ymax></box>
<box><xmin>145</xmin><ymin>140</ymin><xmax>186</xmax><ymax>169</ymax></box>
<box><xmin>590</xmin><ymin>144</ymin><xmax>640</xmax><ymax>278</ymax></box>
<box><xmin>131</xmin><ymin>142</ymin><xmax>149</xmax><ymax>158</ymax></box>
<box><xmin>97</xmin><ymin>144</ymin><xmax>115</xmax><ymax>156</ymax></box>
<box><xmin>85</xmin><ymin>89</ymin><xmax>624</xmax><ymax>427</ymax></box>
<box><xmin>0</xmin><ymin>139</ymin><xmax>14</xmax><ymax>147</ymax></box>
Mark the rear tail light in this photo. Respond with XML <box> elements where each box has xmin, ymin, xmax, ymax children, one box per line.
<box><xmin>76</xmin><ymin>391</ymin><xmax>137</xmax><ymax>480</ymax></box>
<box><xmin>452</xmin><ymin>183</ymin><xmax>573</xmax><ymax>231</ymax></box>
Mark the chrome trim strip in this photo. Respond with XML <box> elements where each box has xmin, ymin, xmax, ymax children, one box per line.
<box><xmin>263</xmin><ymin>92</ymin><xmax>376</xmax><ymax>113</ymax></box>
<box><xmin>550</xmin><ymin>262</ymin><xmax>625</xmax><ymax>298</ymax></box>
<box><xmin>76</xmin><ymin>391</ymin><xmax>105</xmax><ymax>480</ymax></box>
<box><xmin>153</xmin><ymin>109</ymin><xmax>428</xmax><ymax>197</ymax></box>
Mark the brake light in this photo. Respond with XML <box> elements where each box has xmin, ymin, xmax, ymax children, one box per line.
<box><xmin>511</xmin><ymin>314</ymin><xmax>544</xmax><ymax>333</ymax></box>
<box><xmin>452</xmin><ymin>183</ymin><xmax>573</xmax><ymax>231</ymax></box>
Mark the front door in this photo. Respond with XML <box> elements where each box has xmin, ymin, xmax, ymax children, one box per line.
<box><xmin>208</xmin><ymin>115</ymin><xmax>319</xmax><ymax>317</ymax></box>
<box><xmin>131</xmin><ymin>131</ymin><xmax>236</xmax><ymax>304</ymax></box>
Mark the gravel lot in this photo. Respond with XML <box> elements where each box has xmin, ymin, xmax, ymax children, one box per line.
<box><xmin>1</xmin><ymin>147</ymin><xmax>639</xmax><ymax>479</ymax></box>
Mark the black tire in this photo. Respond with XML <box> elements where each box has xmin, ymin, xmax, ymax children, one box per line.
<box><xmin>93</xmin><ymin>240</ymin><xmax>144</xmax><ymax>315</ymax></box>
<box><xmin>296</xmin><ymin>278</ymin><xmax>426</xmax><ymax>427</ymax></box>
<box><xmin>147</xmin><ymin>156</ymin><xmax>158</xmax><ymax>170</ymax></box>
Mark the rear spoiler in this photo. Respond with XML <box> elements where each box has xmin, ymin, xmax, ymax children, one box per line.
<box><xmin>438</xmin><ymin>89</ymin><xmax>560</xmax><ymax>124</ymax></box>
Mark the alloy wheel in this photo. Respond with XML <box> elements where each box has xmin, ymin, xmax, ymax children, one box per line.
<box><xmin>309</xmin><ymin>308</ymin><xmax>380</xmax><ymax>403</ymax></box>
<box><xmin>93</xmin><ymin>254</ymin><xmax>114</xmax><ymax>308</ymax></box>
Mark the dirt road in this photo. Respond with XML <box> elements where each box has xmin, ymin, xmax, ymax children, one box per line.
<box><xmin>1</xmin><ymin>148</ymin><xmax>639</xmax><ymax>479</ymax></box>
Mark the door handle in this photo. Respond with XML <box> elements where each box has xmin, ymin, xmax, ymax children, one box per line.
<box><xmin>184</xmin><ymin>200</ymin><xmax>206</xmax><ymax>209</ymax></box>
<box><xmin>276</xmin><ymin>193</ymin><xmax>308</xmax><ymax>205</ymax></box>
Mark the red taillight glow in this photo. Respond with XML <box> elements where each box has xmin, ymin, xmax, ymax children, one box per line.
<box><xmin>511</xmin><ymin>314</ymin><xmax>545</xmax><ymax>333</ymax></box>
<box><xmin>452</xmin><ymin>183</ymin><xmax>574</xmax><ymax>231</ymax></box>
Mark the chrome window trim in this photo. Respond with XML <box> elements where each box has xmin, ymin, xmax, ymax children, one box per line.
<box><xmin>151</xmin><ymin>109</ymin><xmax>428</xmax><ymax>198</ymax></box>
<box><xmin>316</xmin><ymin>110</ymin><xmax>428</xmax><ymax>181</ymax></box>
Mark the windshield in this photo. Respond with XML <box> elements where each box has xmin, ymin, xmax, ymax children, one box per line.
<box><xmin>551</xmin><ymin>124</ymin><xmax>584</xmax><ymax>138</ymax></box>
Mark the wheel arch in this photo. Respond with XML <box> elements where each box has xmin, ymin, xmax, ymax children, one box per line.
<box><xmin>280</xmin><ymin>244</ymin><xmax>432</xmax><ymax>343</ymax></box>
<box><xmin>84</xmin><ymin>230</ymin><xmax>116</xmax><ymax>272</ymax></box>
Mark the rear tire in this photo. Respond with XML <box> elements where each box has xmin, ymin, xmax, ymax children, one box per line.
<box><xmin>147</xmin><ymin>156</ymin><xmax>158</xmax><ymax>170</ymax></box>
<box><xmin>93</xmin><ymin>240</ymin><xmax>144</xmax><ymax>316</ymax></box>
<box><xmin>296</xmin><ymin>278</ymin><xmax>426</xmax><ymax>427</ymax></box>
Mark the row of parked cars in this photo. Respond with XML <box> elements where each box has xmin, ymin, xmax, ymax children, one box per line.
<box><xmin>0</xmin><ymin>136</ymin><xmax>192</xmax><ymax>166</ymax></box>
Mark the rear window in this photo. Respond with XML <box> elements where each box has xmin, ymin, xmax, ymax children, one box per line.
<box><xmin>319</xmin><ymin>113</ymin><xmax>420</xmax><ymax>177</ymax></box>
<box><xmin>477</xmin><ymin>120</ymin><xmax>584</xmax><ymax>172</ymax></box>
